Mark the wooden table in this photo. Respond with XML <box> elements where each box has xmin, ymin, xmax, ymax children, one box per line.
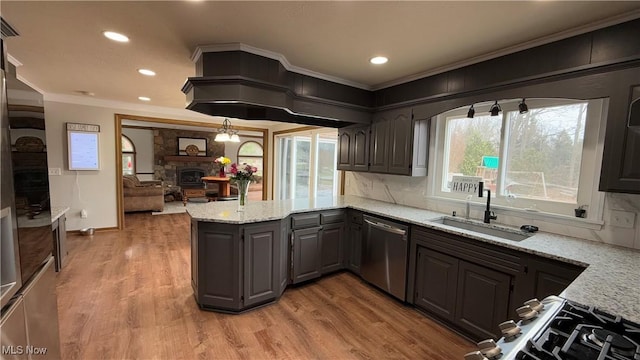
<box><xmin>200</xmin><ymin>176</ymin><xmax>231</xmax><ymax>197</ymax></box>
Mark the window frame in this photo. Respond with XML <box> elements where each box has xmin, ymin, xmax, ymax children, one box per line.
<box><xmin>274</xmin><ymin>128</ymin><xmax>340</xmax><ymax>200</ymax></box>
<box><xmin>430</xmin><ymin>98</ymin><xmax>607</xmax><ymax>221</ymax></box>
<box><xmin>237</xmin><ymin>141</ymin><xmax>264</xmax><ymax>177</ymax></box>
<box><xmin>122</xmin><ymin>134</ymin><xmax>136</xmax><ymax>175</ymax></box>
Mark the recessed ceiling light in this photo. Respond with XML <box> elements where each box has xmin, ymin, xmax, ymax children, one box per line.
<box><xmin>370</xmin><ymin>56</ymin><xmax>388</xmax><ymax>65</ymax></box>
<box><xmin>103</xmin><ymin>31</ymin><xmax>129</xmax><ymax>43</ymax></box>
<box><xmin>137</xmin><ymin>69</ymin><xmax>156</xmax><ymax>76</ymax></box>
<box><xmin>138</xmin><ymin>96</ymin><xmax>151</xmax><ymax>102</ymax></box>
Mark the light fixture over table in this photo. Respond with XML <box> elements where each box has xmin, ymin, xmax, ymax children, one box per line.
<box><xmin>215</xmin><ymin>119</ymin><xmax>240</xmax><ymax>142</ymax></box>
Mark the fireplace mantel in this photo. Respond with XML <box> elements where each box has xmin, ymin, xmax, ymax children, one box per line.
<box><xmin>164</xmin><ymin>156</ymin><xmax>215</xmax><ymax>162</ymax></box>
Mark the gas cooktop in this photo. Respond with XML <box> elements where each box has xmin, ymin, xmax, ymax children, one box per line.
<box><xmin>517</xmin><ymin>301</ymin><xmax>640</xmax><ymax>360</ymax></box>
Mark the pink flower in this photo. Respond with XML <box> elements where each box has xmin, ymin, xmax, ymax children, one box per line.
<box><xmin>251</xmin><ymin>166</ymin><xmax>258</xmax><ymax>173</ymax></box>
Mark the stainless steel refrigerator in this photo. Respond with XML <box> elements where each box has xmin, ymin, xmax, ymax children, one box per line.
<box><xmin>1</xmin><ymin>23</ymin><xmax>61</xmax><ymax>360</ymax></box>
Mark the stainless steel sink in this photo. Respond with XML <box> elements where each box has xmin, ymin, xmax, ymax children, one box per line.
<box><xmin>430</xmin><ymin>217</ymin><xmax>531</xmax><ymax>241</ymax></box>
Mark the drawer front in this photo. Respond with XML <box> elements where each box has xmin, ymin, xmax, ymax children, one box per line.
<box><xmin>291</xmin><ymin>213</ymin><xmax>321</xmax><ymax>229</ymax></box>
<box><xmin>321</xmin><ymin>210</ymin><xmax>345</xmax><ymax>224</ymax></box>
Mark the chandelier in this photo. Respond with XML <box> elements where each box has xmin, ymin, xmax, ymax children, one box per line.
<box><xmin>214</xmin><ymin>119</ymin><xmax>240</xmax><ymax>142</ymax></box>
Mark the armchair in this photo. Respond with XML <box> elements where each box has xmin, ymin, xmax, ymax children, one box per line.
<box><xmin>123</xmin><ymin>175</ymin><xmax>164</xmax><ymax>212</ymax></box>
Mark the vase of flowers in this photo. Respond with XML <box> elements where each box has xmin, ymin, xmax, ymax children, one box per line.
<box><xmin>229</xmin><ymin>163</ymin><xmax>258</xmax><ymax>209</ymax></box>
<box><xmin>214</xmin><ymin>156</ymin><xmax>231</xmax><ymax>177</ymax></box>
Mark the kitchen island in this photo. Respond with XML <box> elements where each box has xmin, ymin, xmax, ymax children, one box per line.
<box><xmin>187</xmin><ymin>196</ymin><xmax>640</xmax><ymax>324</ymax></box>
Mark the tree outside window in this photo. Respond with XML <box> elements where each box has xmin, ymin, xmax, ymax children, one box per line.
<box><xmin>237</xmin><ymin>141</ymin><xmax>263</xmax><ymax>179</ymax></box>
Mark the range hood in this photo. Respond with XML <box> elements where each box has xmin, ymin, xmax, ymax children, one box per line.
<box><xmin>182</xmin><ymin>45</ymin><xmax>373</xmax><ymax>128</ymax></box>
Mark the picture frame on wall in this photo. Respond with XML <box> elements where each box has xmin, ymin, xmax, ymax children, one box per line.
<box><xmin>178</xmin><ymin>137</ymin><xmax>207</xmax><ymax>156</ymax></box>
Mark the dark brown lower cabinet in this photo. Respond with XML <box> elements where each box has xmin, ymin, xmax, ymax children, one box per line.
<box><xmin>291</xmin><ymin>210</ymin><xmax>346</xmax><ymax>282</ymax></box>
<box><xmin>526</xmin><ymin>256</ymin><xmax>585</xmax><ymax>300</ymax></box>
<box><xmin>243</xmin><ymin>223</ymin><xmax>281</xmax><ymax>307</ymax></box>
<box><xmin>320</xmin><ymin>222</ymin><xmax>344</xmax><ymax>274</ymax></box>
<box><xmin>454</xmin><ymin>260</ymin><xmax>511</xmax><ymax>340</ymax></box>
<box><xmin>192</xmin><ymin>220</ymin><xmax>282</xmax><ymax>313</ymax></box>
<box><xmin>414</xmin><ymin>247</ymin><xmax>458</xmax><ymax>321</ymax></box>
<box><xmin>291</xmin><ymin>226</ymin><xmax>322</xmax><ymax>283</ymax></box>
<box><xmin>414</xmin><ymin>246</ymin><xmax>511</xmax><ymax>340</ymax></box>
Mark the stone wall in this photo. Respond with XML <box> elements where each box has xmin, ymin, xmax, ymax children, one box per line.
<box><xmin>153</xmin><ymin>129</ymin><xmax>224</xmax><ymax>185</ymax></box>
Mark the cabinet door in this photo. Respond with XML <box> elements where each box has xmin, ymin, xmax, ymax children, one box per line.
<box><xmin>369</xmin><ymin>115</ymin><xmax>390</xmax><ymax>173</ymax></box>
<box><xmin>387</xmin><ymin>109</ymin><xmax>414</xmax><ymax>175</ymax></box>
<box><xmin>243</xmin><ymin>223</ymin><xmax>280</xmax><ymax>307</ymax></box>
<box><xmin>352</xmin><ymin>127</ymin><xmax>370</xmax><ymax>172</ymax></box>
<box><xmin>347</xmin><ymin>223</ymin><xmax>362</xmax><ymax>274</ymax></box>
<box><xmin>600</xmin><ymin>84</ymin><xmax>640</xmax><ymax>193</ymax></box>
<box><xmin>415</xmin><ymin>248</ymin><xmax>459</xmax><ymax>321</ymax></box>
<box><xmin>455</xmin><ymin>261</ymin><xmax>511</xmax><ymax>340</ymax></box>
<box><xmin>197</xmin><ymin>223</ymin><xmax>242</xmax><ymax>310</ymax></box>
<box><xmin>291</xmin><ymin>227</ymin><xmax>322</xmax><ymax>284</ymax></box>
<box><xmin>528</xmin><ymin>257</ymin><xmax>584</xmax><ymax>300</ymax></box>
<box><xmin>320</xmin><ymin>223</ymin><xmax>344</xmax><ymax>274</ymax></box>
<box><xmin>337</xmin><ymin>129</ymin><xmax>353</xmax><ymax>171</ymax></box>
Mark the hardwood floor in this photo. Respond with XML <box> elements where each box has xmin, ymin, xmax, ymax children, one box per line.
<box><xmin>57</xmin><ymin>212</ymin><xmax>474</xmax><ymax>359</ymax></box>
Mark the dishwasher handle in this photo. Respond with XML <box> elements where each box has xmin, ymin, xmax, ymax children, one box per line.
<box><xmin>364</xmin><ymin>218</ymin><xmax>407</xmax><ymax>238</ymax></box>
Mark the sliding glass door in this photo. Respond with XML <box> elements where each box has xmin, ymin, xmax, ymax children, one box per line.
<box><xmin>276</xmin><ymin>130</ymin><xmax>339</xmax><ymax>200</ymax></box>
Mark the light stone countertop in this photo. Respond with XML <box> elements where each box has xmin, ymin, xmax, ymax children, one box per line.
<box><xmin>187</xmin><ymin>195</ymin><xmax>640</xmax><ymax>324</ymax></box>
<box><xmin>50</xmin><ymin>207</ymin><xmax>69</xmax><ymax>222</ymax></box>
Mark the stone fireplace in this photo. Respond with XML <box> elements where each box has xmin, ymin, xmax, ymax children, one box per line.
<box><xmin>152</xmin><ymin>128</ymin><xmax>224</xmax><ymax>185</ymax></box>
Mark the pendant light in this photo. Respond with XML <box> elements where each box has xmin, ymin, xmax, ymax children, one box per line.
<box><xmin>214</xmin><ymin>119</ymin><xmax>240</xmax><ymax>142</ymax></box>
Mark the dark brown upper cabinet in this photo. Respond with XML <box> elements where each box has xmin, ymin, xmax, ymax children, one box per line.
<box><xmin>368</xmin><ymin>108</ymin><xmax>429</xmax><ymax>176</ymax></box>
<box><xmin>337</xmin><ymin>108</ymin><xmax>429</xmax><ymax>176</ymax></box>
<box><xmin>600</xmin><ymin>84</ymin><xmax>640</xmax><ymax>194</ymax></box>
<box><xmin>337</xmin><ymin>125</ymin><xmax>370</xmax><ymax>172</ymax></box>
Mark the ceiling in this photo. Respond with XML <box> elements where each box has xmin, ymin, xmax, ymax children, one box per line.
<box><xmin>3</xmin><ymin>1</ymin><xmax>640</xmax><ymax>112</ymax></box>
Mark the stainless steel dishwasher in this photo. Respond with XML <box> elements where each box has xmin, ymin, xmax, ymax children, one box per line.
<box><xmin>361</xmin><ymin>215</ymin><xmax>409</xmax><ymax>301</ymax></box>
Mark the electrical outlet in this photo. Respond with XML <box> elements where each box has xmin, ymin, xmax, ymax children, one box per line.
<box><xmin>80</xmin><ymin>209</ymin><xmax>88</xmax><ymax>219</ymax></box>
<box><xmin>48</xmin><ymin>168</ymin><xmax>62</xmax><ymax>176</ymax></box>
<box><xmin>609</xmin><ymin>210</ymin><xmax>635</xmax><ymax>229</ymax></box>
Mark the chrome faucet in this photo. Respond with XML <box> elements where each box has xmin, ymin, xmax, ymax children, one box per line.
<box><xmin>478</xmin><ymin>182</ymin><xmax>497</xmax><ymax>224</ymax></box>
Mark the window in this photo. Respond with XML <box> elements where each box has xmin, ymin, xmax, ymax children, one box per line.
<box><xmin>275</xmin><ymin>129</ymin><xmax>339</xmax><ymax>200</ymax></box>
<box><xmin>434</xmin><ymin>98</ymin><xmax>605</xmax><ymax>217</ymax></box>
<box><xmin>122</xmin><ymin>135</ymin><xmax>136</xmax><ymax>175</ymax></box>
<box><xmin>237</xmin><ymin>141</ymin><xmax>263</xmax><ymax>177</ymax></box>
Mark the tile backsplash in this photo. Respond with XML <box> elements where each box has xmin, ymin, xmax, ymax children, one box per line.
<box><xmin>345</xmin><ymin>172</ymin><xmax>640</xmax><ymax>249</ymax></box>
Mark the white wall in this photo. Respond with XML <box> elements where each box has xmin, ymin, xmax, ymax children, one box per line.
<box><xmin>43</xmin><ymin>96</ymin><xmax>272</xmax><ymax>231</ymax></box>
<box><xmin>345</xmin><ymin>172</ymin><xmax>640</xmax><ymax>249</ymax></box>
<box><xmin>122</xmin><ymin>127</ymin><xmax>154</xmax><ymax>180</ymax></box>
<box><xmin>45</xmin><ymin>101</ymin><xmax>118</xmax><ymax>231</ymax></box>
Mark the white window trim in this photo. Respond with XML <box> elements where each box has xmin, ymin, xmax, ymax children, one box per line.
<box><xmin>427</xmin><ymin>98</ymin><xmax>607</xmax><ymax>229</ymax></box>
<box><xmin>273</xmin><ymin>128</ymin><xmax>340</xmax><ymax>200</ymax></box>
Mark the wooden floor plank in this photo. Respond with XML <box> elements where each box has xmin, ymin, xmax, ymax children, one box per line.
<box><xmin>56</xmin><ymin>212</ymin><xmax>474</xmax><ymax>359</ymax></box>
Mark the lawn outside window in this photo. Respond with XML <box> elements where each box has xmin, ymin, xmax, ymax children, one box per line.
<box><xmin>432</xmin><ymin>98</ymin><xmax>607</xmax><ymax>219</ymax></box>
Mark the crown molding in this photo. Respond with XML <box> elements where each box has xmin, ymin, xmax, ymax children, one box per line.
<box><xmin>371</xmin><ymin>10</ymin><xmax>640</xmax><ymax>91</ymax></box>
<box><xmin>7</xmin><ymin>54</ymin><xmax>22</xmax><ymax>67</ymax></box>
<box><xmin>192</xmin><ymin>43</ymin><xmax>372</xmax><ymax>91</ymax></box>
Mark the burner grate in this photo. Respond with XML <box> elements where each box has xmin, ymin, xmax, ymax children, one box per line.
<box><xmin>517</xmin><ymin>301</ymin><xmax>640</xmax><ymax>360</ymax></box>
